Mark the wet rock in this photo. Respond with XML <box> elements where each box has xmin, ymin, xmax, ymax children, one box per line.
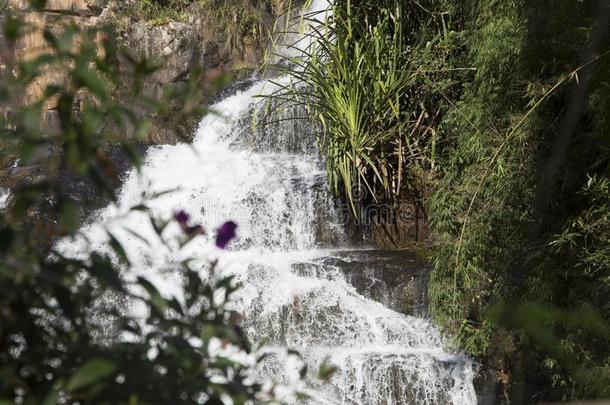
<box><xmin>236</xmin><ymin>97</ymin><xmax>321</xmax><ymax>155</ymax></box>
<box><xmin>312</xmin><ymin>250</ymin><xmax>430</xmax><ymax>316</ymax></box>
<box><xmin>0</xmin><ymin>1</ymin><xmax>280</xmax><ymax>219</ymax></box>
<box><xmin>474</xmin><ymin>366</ymin><xmax>502</xmax><ymax>405</ymax></box>
<box><xmin>0</xmin><ymin>145</ymin><xmax>145</xmax><ymax>222</ymax></box>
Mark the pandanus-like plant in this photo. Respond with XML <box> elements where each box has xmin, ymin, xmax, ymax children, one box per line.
<box><xmin>264</xmin><ymin>1</ymin><xmax>440</xmax><ymax>213</ymax></box>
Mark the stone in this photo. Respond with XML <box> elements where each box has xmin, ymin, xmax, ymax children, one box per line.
<box><xmin>292</xmin><ymin>249</ymin><xmax>431</xmax><ymax>316</ymax></box>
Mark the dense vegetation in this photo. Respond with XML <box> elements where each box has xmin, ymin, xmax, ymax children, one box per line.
<box><xmin>280</xmin><ymin>0</ymin><xmax>610</xmax><ymax>402</ymax></box>
<box><xmin>430</xmin><ymin>1</ymin><xmax>610</xmax><ymax>401</ymax></box>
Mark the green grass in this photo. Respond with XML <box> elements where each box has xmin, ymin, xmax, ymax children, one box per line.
<box><xmin>128</xmin><ymin>0</ymin><xmax>195</xmax><ymax>24</ymax></box>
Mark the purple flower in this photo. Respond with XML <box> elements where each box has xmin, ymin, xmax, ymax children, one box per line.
<box><xmin>174</xmin><ymin>210</ymin><xmax>206</xmax><ymax>236</ymax></box>
<box><xmin>215</xmin><ymin>221</ymin><xmax>238</xmax><ymax>249</ymax></box>
<box><xmin>174</xmin><ymin>210</ymin><xmax>189</xmax><ymax>225</ymax></box>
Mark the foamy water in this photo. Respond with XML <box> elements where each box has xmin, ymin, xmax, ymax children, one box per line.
<box><xmin>0</xmin><ymin>188</ymin><xmax>9</xmax><ymax>210</ymax></box>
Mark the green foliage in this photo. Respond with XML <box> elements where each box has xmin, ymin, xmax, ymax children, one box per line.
<box><xmin>194</xmin><ymin>0</ymin><xmax>273</xmax><ymax>51</ymax></box>
<box><xmin>428</xmin><ymin>0</ymin><xmax>610</xmax><ymax>401</ymax></box>
<box><xmin>265</xmin><ymin>0</ymin><xmax>610</xmax><ymax>399</ymax></box>
<box><xmin>267</xmin><ymin>0</ymin><xmax>610</xmax><ymax>399</ymax></box>
<box><xmin>552</xmin><ymin>176</ymin><xmax>610</xmax><ymax>277</ymax></box>
<box><xmin>0</xmin><ymin>2</ymin><xmax>271</xmax><ymax>403</ymax></box>
<box><xmin>428</xmin><ymin>0</ymin><xmax>529</xmax><ymax>355</ymax></box>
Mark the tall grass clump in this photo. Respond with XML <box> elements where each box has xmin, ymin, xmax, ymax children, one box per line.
<box><xmin>266</xmin><ymin>1</ymin><xmax>460</xmax><ymax>213</ymax></box>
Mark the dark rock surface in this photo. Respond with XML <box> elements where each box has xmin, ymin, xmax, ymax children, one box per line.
<box><xmin>293</xmin><ymin>249</ymin><xmax>431</xmax><ymax>317</ymax></box>
<box><xmin>474</xmin><ymin>367</ymin><xmax>502</xmax><ymax>405</ymax></box>
<box><xmin>0</xmin><ymin>145</ymin><xmax>146</xmax><ymax>223</ymax></box>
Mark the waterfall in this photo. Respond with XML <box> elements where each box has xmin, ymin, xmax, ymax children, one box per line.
<box><xmin>57</xmin><ymin>2</ymin><xmax>477</xmax><ymax>403</ymax></box>
<box><xmin>58</xmin><ymin>79</ymin><xmax>476</xmax><ymax>403</ymax></box>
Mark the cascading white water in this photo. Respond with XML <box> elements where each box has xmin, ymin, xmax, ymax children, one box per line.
<box><xmin>0</xmin><ymin>188</ymin><xmax>9</xmax><ymax>210</ymax></box>
<box><xmin>58</xmin><ymin>79</ymin><xmax>476</xmax><ymax>403</ymax></box>
<box><xmin>58</xmin><ymin>1</ymin><xmax>477</xmax><ymax>402</ymax></box>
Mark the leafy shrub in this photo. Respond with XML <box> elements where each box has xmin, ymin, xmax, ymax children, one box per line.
<box><xmin>128</xmin><ymin>0</ymin><xmax>196</xmax><ymax>25</ymax></box>
<box><xmin>429</xmin><ymin>0</ymin><xmax>610</xmax><ymax>400</ymax></box>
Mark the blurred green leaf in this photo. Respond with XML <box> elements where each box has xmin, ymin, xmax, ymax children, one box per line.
<box><xmin>57</xmin><ymin>24</ymin><xmax>78</xmax><ymax>53</ymax></box>
<box><xmin>41</xmin><ymin>389</ymin><xmax>59</xmax><ymax>405</ymax></box>
<box><xmin>60</xmin><ymin>200</ymin><xmax>79</xmax><ymax>234</ymax></box>
<box><xmin>28</xmin><ymin>0</ymin><xmax>47</xmax><ymax>11</ymax></box>
<box><xmin>108</xmin><ymin>232</ymin><xmax>130</xmax><ymax>266</ymax></box>
<box><xmin>134</xmin><ymin>119</ymin><xmax>152</xmax><ymax>141</ymax></box>
<box><xmin>295</xmin><ymin>392</ymin><xmax>311</xmax><ymax>401</ymax></box>
<box><xmin>299</xmin><ymin>364</ymin><xmax>308</xmax><ymax>379</ymax></box>
<box><xmin>11</xmin><ymin>184</ymin><xmax>48</xmax><ymax>217</ymax></box>
<box><xmin>3</xmin><ymin>13</ymin><xmax>22</xmax><ymax>42</ymax></box>
<box><xmin>90</xmin><ymin>252</ymin><xmax>124</xmax><ymax>292</ymax></box>
<box><xmin>75</xmin><ymin>69</ymin><xmax>109</xmax><ymax>99</ymax></box>
<box><xmin>66</xmin><ymin>358</ymin><xmax>117</xmax><ymax>392</ymax></box>
<box><xmin>137</xmin><ymin>276</ymin><xmax>168</xmax><ymax>314</ymax></box>
<box><xmin>318</xmin><ymin>358</ymin><xmax>337</xmax><ymax>381</ymax></box>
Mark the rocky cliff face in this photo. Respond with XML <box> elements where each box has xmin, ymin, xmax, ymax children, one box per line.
<box><xmin>3</xmin><ymin>0</ymin><xmax>101</xmax><ymax>114</ymax></box>
<box><xmin>0</xmin><ymin>0</ymin><xmax>277</xmax><ymax>211</ymax></box>
<box><xmin>1</xmin><ymin>0</ymin><xmax>100</xmax><ymax>190</ymax></box>
<box><xmin>108</xmin><ymin>0</ymin><xmax>277</xmax><ymax>144</ymax></box>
